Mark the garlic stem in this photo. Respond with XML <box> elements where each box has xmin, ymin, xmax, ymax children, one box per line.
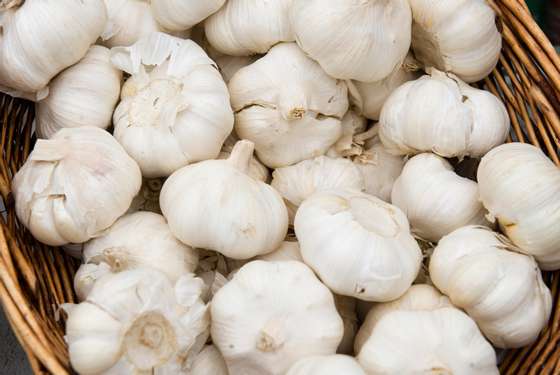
<box><xmin>0</xmin><ymin>0</ymin><xmax>23</xmax><ymax>10</ymax></box>
<box><xmin>227</xmin><ymin>140</ymin><xmax>255</xmax><ymax>174</ymax></box>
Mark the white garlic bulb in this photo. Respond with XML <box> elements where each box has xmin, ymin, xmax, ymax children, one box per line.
<box><xmin>271</xmin><ymin>156</ymin><xmax>365</xmax><ymax>223</ymax></box>
<box><xmin>333</xmin><ymin>295</ymin><xmax>358</xmax><ymax>355</ymax></box>
<box><xmin>211</xmin><ymin>261</ymin><xmax>344</xmax><ymax>375</ymax></box>
<box><xmin>102</xmin><ymin>0</ymin><xmax>161</xmax><ymax>48</ymax></box>
<box><xmin>12</xmin><ymin>127</ymin><xmax>141</xmax><ymax>246</ymax></box>
<box><xmin>189</xmin><ymin>345</ymin><xmax>228</xmax><ymax>375</ymax></box>
<box><xmin>219</xmin><ymin>133</ymin><xmax>269</xmax><ymax>182</ymax></box>
<box><xmin>205</xmin><ymin>0</ymin><xmax>293</xmax><ymax>56</ymax></box>
<box><xmin>111</xmin><ymin>32</ymin><xmax>234</xmax><ymax>178</ymax></box>
<box><xmin>151</xmin><ymin>0</ymin><xmax>225</xmax><ymax>32</ymax></box>
<box><xmin>286</xmin><ymin>355</ymin><xmax>365</xmax><ymax>375</ymax></box>
<box><xmin>256</xmin><ymin>240</ymin><xmax>302</xmax><ymax>263</ymax></box>
<box><xmin>478</xmin><ymin>143</ymin><xmax>560</xmax><ymax>270</ymax></box>
<box><xmin>290</xmin><ymin>0</ymin><xmax>411</xmax><ymax>82</ymax></box>
<box><xmin>75</xmin><ymin>212</ymin><xmax>199</xmax><ymax>300</ymax></box>
<box><xmin>66</xmin><ymin>269</ymin><xmax>209</xmax><ymax>374</ymax></box>
<box><xmin>326</xmin><ymin>110</ymin><xmax>368</xmax><ymax>158</ymax></box>
<box><xmin>356</xmin><ymin>285</ymin><xmax>498</xmax><ymax>374</ymax></box>
<box><xmin>430</xmin><ymin>226</ymin><xmax>552</xmax><ymax>348</ymax></box>
<box><xmin>380</xmin><ymin>69</ymin><xmax>509</xmax><ymax>158</ymax></box>
<box><xmin>0</xmin><ymin>0</ymin><xmax>107</xmax><ymax>99</ymax></box>
<box><xmin>391</xmin><ymin>153</ymin><xmax>488</xmax><ymax>242</ymax></box>
<box><xmin>73</xmin><ymin>262</ymin><xmax>111</xmax><ymax>302</ymax></box>
<box><xmin>409</xmin><ymin>0</ymin><xmax>501</xmax><ymax>83</ymax></box>
<box><xmin>36</xmin><ymin>46</ymin><xmax>122</xmax><ymax>139</ymax></box>
<box><xmin>161</xmin><ymin>140</ymin><xmax>288</xmax><ymax>259</ymax></box>
<box><xmin>214</xmin><ymin>54</ymin><xmax>258</xmax><ymax>83</ymax></box>
<box><xmin>230</xmin><ymin>43</ymin><xmax>348</xmax><ymax>168</ymax></box>
<box><xmin>295</xmin><ymin>189</ymin><xmax>422</xmax><ymax>301</ymax></box>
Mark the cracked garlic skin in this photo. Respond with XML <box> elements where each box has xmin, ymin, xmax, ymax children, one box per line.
<box><xmin>205</xmin><ymin>0</ymin><xmax>293</xmax><ymax>56</ymax></box>
<box><xmin>356</xmin><ymin>285</ymin><xmax>499</xmax><ymax>375</ymax></box>
<box><xmin>111</xmin><ymin>32</ymin><xmax>234</xmax><ymax>178</ymax></box>
<box><xmin>36</xmin><ymin>46</ymin><xmax>122</xmax><ymax>139</ymax></box>
<box><xmin>391</xmin><ymin>153</ymin><xmax>488</xmax><ymax>242</ymax></box>
<box><xmin>189</xmin><ymin>345</ymin><xmax>228</xmax><ymax>375</ymax></box>
<box><xmin>230</xmin><ymin>43</ymin><xmax>348</xmax><ymax>168</ymax></box>
<box><xmin>0</xmin><ymin>0</ymin><xmax>106</xmax><ymax>99</ymax></box>
<box><xmin>151</xmin><ymin>0</ymin><xmax>225</xmax><ymax>32</ymax></box>
<box><xmin>75</xmin><ymin>212</ymin><xmax>199</xmax><ymax>300</ymax></box>
<box><xmin>286</xmin><ymin>355</ymin><xmax>365</xmax><ymax>375</ymax></box>
<box><xmin>161</xmin><ymin>140</ymin><xmax>288</xmax><ymax>259</ymax></box>
<box><xmin>478</xmin><ymin>143</ymin><xmax>560</xmax><ymax>270</ymax></box>
<box><xmin>409</xmin><ymin>0</ymin><xmax>502</xmax><ymax>83</ymax></box>
<box><xmin>380</xmin><ymin>69</ymin><xmax>509</xmax><ymax>158</ymax></box>
<box><xmin>66</xmin><ymin>269</ymin><xmax>209</xmax><ymax>374</ymax></box>
<box><xmin>101</xmin><ymin>0</ymin><xmax>161</xmax><ymax>48</ymax></box>
<box><xmin>295</xmin><ymin>189</ymin><xmax>422</xmax><ymax>301</ymax></box>
<box><xmin>211</xmin><ymin>261</ymin><xmax>344</xmax><ymax>375</ymax></box>
<box><xmin>430</xmin><ymin>226</ymin><xmax>552</xmax><ymax>348</ymax></box>
<box><xmin>290</xmin><ymin>0</ymin><xmax>411</xmax><ymax>83</ymax></box>
<box><xmin>12</xmin><ymin>127</ymin><xmax>141</xmax><ymax>246</ymax></box>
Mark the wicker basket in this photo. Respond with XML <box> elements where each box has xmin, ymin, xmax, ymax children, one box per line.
<box><xmin>0</xmin><ymin>1</ymin><xmax>559</xmax><ymax>374</ymax></box>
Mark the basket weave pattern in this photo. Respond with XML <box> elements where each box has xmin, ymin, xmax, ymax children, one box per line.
<box><xmin>0</xmin><ymin>1</ymin><xmax>559</xmax><ymax>374</ymax></box>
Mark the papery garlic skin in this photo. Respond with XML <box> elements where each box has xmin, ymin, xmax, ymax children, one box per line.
<box><xmin>430</xmin><ymin>226</ymin><xmax>552</xmax><ymax>348</ymax></box>
<box><xmin>295</xmin><ymin>189</ymin><xmax>422</xmax><ymax>301</ymax></box>
<box><xmin>111</xmin><ymin>32</ymin><xmax>234</xmax><ymax>178</ymax></box>
<box><xmin>379</xmin><ymin>70</ymin><xmax>509</xmax><ymax>158</ymax></box>
<box><xmin>102</xmin><ymin>0</ymin><xmax>161</xmax><ymax>47</ymax></box>
<box><xmin>214</xmin><ymin>54</ymin><xmax>258</xmax><ymax>84</ymax></box>
<box><xmin>0</xmin><ymin>0</ymin><xmax>107</xmax><ymax>99</ymax></box>
<box><xmin>211</xmin><ymin>261</ymin><xmax>344</xmax><ymax>375</ymax></box>
<box><xmin>391</xmin><ymin>153</ymin><xmax>488</xmax><ymax>242</ymax></box>
<box><xmin>230</xmin><ymin>43</ymin><xmax>348</xmax><ymax>168</ymax></box>
<box><xmin>36</xmin><ymin>46</ymin><xmax>122</xmax><ymax>139</ymax></box>
<box><xmin>189</xmin><ymin>345</ymin><xmax>228</xmax><ymax>375</ymax></box>
<box><xmin>290</xmin><ymin>0</ymin><xmax>411</xmax><ymax>82</ymax></box>
<box><xmin>409</xmin><ymin>0</ymin><xmax>501</xmax><ymax>83</ymax></box>
<box><xmin>161</xmin><ymin>141</ymin><xmax>288</xmax><ymax>259</ymax></box>
<box><xmin>66</xmin><ymin>269</ymin><xmax>209</xmax><ymax>375</ymax></box>
<box><xmin>326</xmin><ymin>110</ymin><xmax>368</xmax><ymax>158</ymax></box>
<box><xmin>205</xmin><ymin>0</ymin><xmax>293</xmax><ymax>56</ymax></box>
<box><xmin>73</xmin><ymin>262</ymin><xmax>111</xmax><ymax>302</ymax></box>
<box><xmin>12</xmin><ymin>127</ymin><xmax>141</xmax><ymax>246</ymax></box>
<box><xmin>219</xmin><ymin>133</ymin><xmax>269</xmax><ymax>182</ymax></box>
<box><xmin>478</xmin><ymin>143</ymin><xmax>560</xmax><ymax>270</ymax></box>
<box><xmin>286</xmin><ymin>355</ymin><xmax>365</xmax><ymax>375</ymax></box>
<box><xmin>151</xmin><ymin>0</ymin><xmax>225</xmax><ymax>32</ymax></box>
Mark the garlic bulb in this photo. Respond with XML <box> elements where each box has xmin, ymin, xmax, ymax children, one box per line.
<box><xmin>12</xmin><ymin>127</ymin><xmax>141</xmax><ymax>246</ymax></box>
<box><xmin>189</xmin><ymin>345</ymin><xmax>228</xmax><ymax>375</ymax></box>
<box><xmin>36</xmin><ymin>46</ymin><xmax>122</xmax><ymax>139</ymax></box>
<box><xmin>102</xmin><ymin>0</ymin><xmax>161</xmax><ymax>48</ymax></box>
<box><xmin>75</xmin><ymin>212</ymin><xmax>199</xmax><ymax>300</ymax></box>
<box><xmin>356</xmin><ymin>284</ymin><xmax>498</xmax><ymax>374</ymax></box>
<box><xmin>409</xmin><ymin>0</ymin><xmax>501</xmax><ymax>83</ymax></box>
<box><xmin>219</xmin><ymin>133</ymin><xmax>269</xmax><ymax>182</ymax></box>
<box><xmin>161</xmin><ymin>140</ymin><xmax>288</xmax><ymax>259</ymax></box>
<box><xmin>230</xmin><ymin>43</ymin><xmax>348</xmax><ymax>168</ymax></box>
<box><xmin>111</xmin><ymin>32</ymin><xmax>234</xmax><ymax>178</ymax></box>
<box><xmin>290</xmin><ymin>0</ymin><xmax>411</xmax><ymax>82</ymax></box>
<box><xmin>66</xmin><ymin>269</ymin><xmax>209</xmax><ymax>374</ymax></box>
<box><xmin>286</xmin><ymin>355</ymin><xmax>365</xmax><ymax>375</ymax></box>
<box><xmin>73</xmin><ymin>262</ymin><xmax>111</xmax><ymax>302</ymax></box>
<box><xmin>151</xmin><ymin>0</ymin><xmax>225</xmax><ymax>32</ymax></box>
<box><xmin>348</xmin><ymin>54</ymin><xmax>420</xmax><ymax>121</ymax></box>
<box><xmin>257</xmin><ymin>240</ymin><xmax>302</xmax><ymax>263</ymax></box>
<box><xmin>211</xmin><ymin>261</ymin><xmax>344</xmax><ymax>375</ymax></box>
<box><xmin>380</xmin><ymin>69</ymin><xmax>509</xmax><ymax>158</ymax></box>
<box><xmin>214</xmin><ymin>54</ymin><xmax>259</xmax><ymax>83</ymax></box>
<box><xmin>271</xmin><ymin>156</ymin><xmax>365</xmax><ymax>223</ymax></box>
<box><xmin>478</xmin><ymin>143</ymin><xmax>560</xmax><ymax>270</ymax></box>
<box><xmin>430</xmin><ymin>226</ymin><xmax>552</xmax><ymax>348</ymax></box>
<box><xmin>128</xmin><ymin>178</ymin><xmax>164</xmax><ymax>214</ymax></box>
<box><xmin>326</xmin><ymin>110</ymin><xmax>368</xmax><ymax>158</ymax></box>
<box><xmin>0</xmin><ymin>0</ymin><xmax>107</xmax><ymax>99</ymax></box>
<box><xmin>391</xmin><ymin>153</ymin><xmax>488</xmax><ymax>242</ymax></box>
<box><xmin>295</xmin><ymin>189</ymin><xmax>422</xmax><ymax>301</ymax></box>
<box><xmin>333</xmin><ymin>295</ymin><xmax>358</xmax><ymax>355</ymax></box>
<box><xmin>205</xmin><ymin>0</ymin><xmax>294</xmax><ymax>56</ymax></box>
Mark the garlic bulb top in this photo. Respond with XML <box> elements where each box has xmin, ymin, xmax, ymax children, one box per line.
<box><xmin>326</xmin><ymin>110</ymin><xmax>368</xmax><ymax>158</ymax></box>
<box><xmin>151</xmin><ymin>0</ymin><xmax>225</xmax><ymax>32</ymax></box>
<box><xmin>286</xmin><ymin>355</ymin><xmax>365</xmax><ymax>375</ymax></box>
<box><xmin>189</xmin><ymin>345</ymin><xmax>229</xmax><ymax>375</ymax></box>
<box><xmin>219</xmin><ymin>133</ymin><xmax>269</xmax><ymax>182</ymax></box>
<box><xmin>391</xmin><ymin>153</ymin><xmax>488</xmax><ymax>242</ymax></box>
<box><xmin>409</xmin><ymin>0</ymin><xmax>501</xmax><ymax>83</ymax></box>
<box><xmin>12</xmin><ymin>127</ymin><xmax>141</xmax><ymax>246</ymax></box>
<box><xmin>230</xmin><ymin>43</ymin><xmax>348</xmax><ymax>168</ymax></box>
<box><xmin>205</xmin><ymin>0</ymin><xmax>294</xmax><ymax>56</ymax></box>
<box><xmin>290</xmin><ymin>0</ymin><xmax>411</xmax><ymax>82</ymax></box>
<box><xmin>295</xmin><ymin>189</ymin><xmax>422</xmax><ymax>301</ymax></box>
<box><xmin>211</xmin><ymin>261</ymin><xmax>344</xmax><ymax>375</ymax></box>
<box><xmin>478</xmin><ymin>143</ymin><xmax>560</xmax><ymax>270</ymax></box>
<box><xmin>66</xmin><ymin>269</ymin><xmax>209</xmax><ymax>374</ymax></box>
<box><xmin>161</xmin><ymin>140</ymin><xmax>288</xmax><ymax>259</ymax></box>
<box><xmin>36</xmin><ymin>46</ymin><xmax>122</xmax><ymax>139</ymax></box>
<box><xmin>380</xmin><ymin>69</ymin><xmax>509</xmax><ymax>158</ymax></box>
<box><xmin>111</xmin><ymin>32</ymin><xmax>234</xmax><ymax>178</ymax></box>
<box><xmin>0</xmin><ymin>0</ymin><xmax>107</xmax><ymax>99</ymax></box>
<box><xmin>101</xmin><ymin>0</ymin><xmax>161</xmax><ymax>47</ymax></box>
<box><xmin>356</xmin><ymin>284</ymin><xmax>498</xmax><ymax>374</ymax></box>
<box><xmin>430</xmin><ymin>226</ymin><xmax>552</xmax><ymax>348</ymax></box>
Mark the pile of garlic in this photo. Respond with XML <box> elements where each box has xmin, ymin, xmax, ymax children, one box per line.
<box><xmin>6</xmin><ymin>1</ymin><xmax>559</xmax><ymax>374</ymax></box>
